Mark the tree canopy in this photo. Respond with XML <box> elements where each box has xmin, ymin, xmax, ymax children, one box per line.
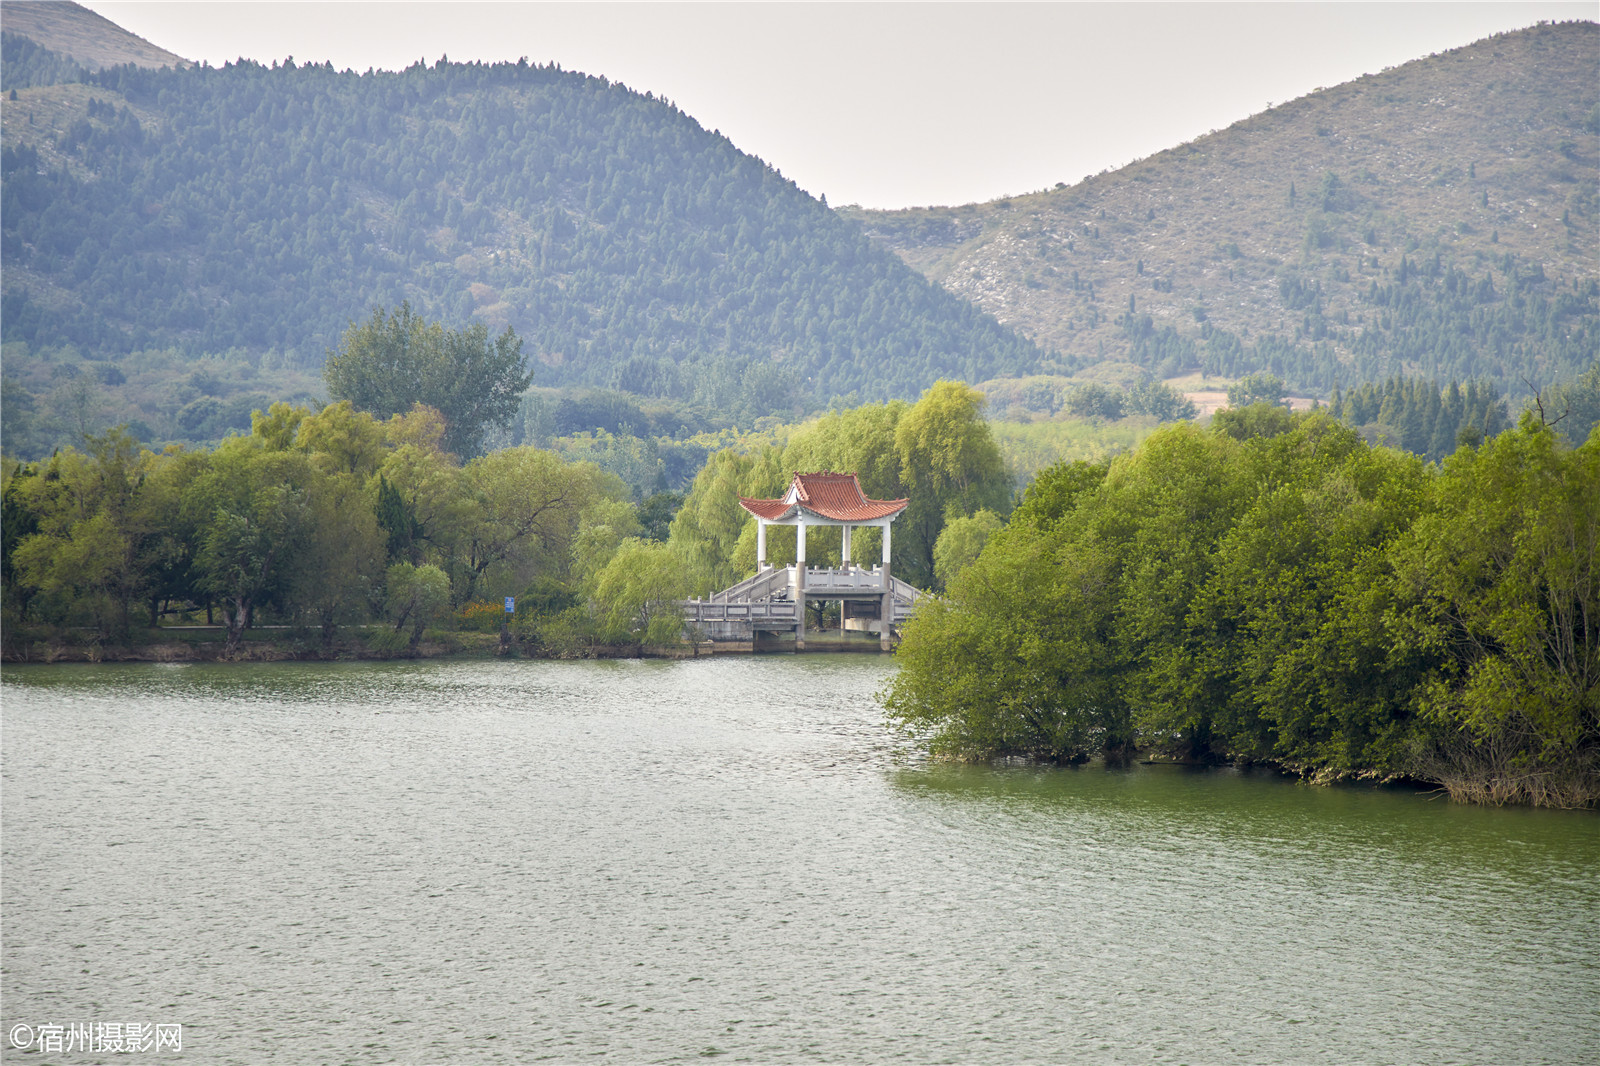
<box><xmin>2</xmin><ymin>398</ymin><xmax>644</xmax><ymax>654</ymax></box>
<box><xmin>884</xmin><ymin>409</ymin><xmax>1599</xmax><ymax>808</ymax></box>
<box><xmin>667</xmin><ymin>380</ymin><xmax>1010</xmax><ymax>592</ymax></box>
<box><xmin>324</xmin><ymin>303</ymin><xmax>532</xmax><ymax>457</ymax></box>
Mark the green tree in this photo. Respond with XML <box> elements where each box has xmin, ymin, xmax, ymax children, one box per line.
<box><xmin>668</xmin><ymin>445</ymin><xmax>785</xmax><ymax>594</ymax></box>
<box><xmin>457</xmin><ymin>447</ymin><xmax>625</xmax><ymax>604</ymax></box>
<box><xmin>324</xmin><ymin>303</ymin><xmax>533</xmax><ymax>458</ymax></box>
<box><xmin>1097</xmin><ymin>424</ymin><xmax>1253</xmax><ymax>761</ymax></box>
<box><xmin>295</xmin><ymin>400</ymin><xmax>389</xmax><ymax>478</ymax></box>
<box><xmin>886</xmin><ymin>404</ymin><xmax>1597</xmax><ymax>807</ymax></box>
<box><xmin>1063</xmin><ymin>382</ymin><xmax>1125</xmax><ymax>421</ymax></box>
<box><xmin>1545</xmin><ymin>361</ymin><xmax>1600</xmax><ymax>446</ymax></box>
<box><xmin>569</xmin><ymin>494</ymin><xmax>643</xmax><ymax>595</ymax></box>
<box><xmin>2</xmin><ymin>459</ymin><xmax>43</xmax><ymax>622</ymax></box>
<box><xmin>892</xmin><ymin>381</ymin><xmax>1011</xmax><ymax>589</ymax></box>
<box><xmin>1008</xmin><ymin>459</ymin><xmax>1109</xmax><ymax>532</ymax></box>
<box><xmin>291</xmin><ymin>469</ymin><xmax>386</xmax><ymax>650</ymax></box>
<box><xmin>186</xmin><ymin>437</ymin><xmax>317</xmax><ymax>652</ymax></box>
<box><xmin>128</xmin><ymin>444</ymin><xmax>211</xmax><ymax>627</ymax></box>
<box><xmin>373</xmin><ymin>419</ymin><xmax>473</xmax><ymax>570</ymax></box>
<box><xmin>932</xmin><ymin>509</ymin><xmax>1004</xmax><ymax>590</ymax></box>
<box><xmin>1212</xmin><ymin>402</ymin><xmax>1298</xmax><ymax>441</ymax></box>
<box><xmin>1127</xmin><ymin>380</ymin><xmax>1199</xmax><ymax>422</ymax></box>
<box><xmin>638</xmin><ymin>491</ymin><xmax>683</xmax><ymax>542</ymax></box>
<box><xmin>374</xmin><ymin>474</ymin><xmax>421</xmax><ymax>565</ymax></box>
<box><xmin>1392</xmin><ymin>416</ymin><xmax>1600</xmax><ymax>806</ymax></box>
<box><xmin>591</xmin><ymin>538</ymin><xmax>690</xmax><ymax>647</ymax></box>
<box><xmin>7</xmin><ymin>429</ymin><xmax>167</xmax><ymax>639</ymax></box>
<box><xmin>1226</xmin><ymin>372</ymin><xmax>1289</xmax><ymax>409</ymax></box>
<box><xmin>885</xmin><ymin>520</ymin><xmax>1128</xmax><ymax>763</ymax></box>
<box><xmin>385</xmin><ymin>562</ymin><xmax>452</xmax><ymax>651</ymax></box>
<box><xmin>1183</xmin><ymin>416</ymin><xmax>1432</xmax><ymax>771</ymax></box>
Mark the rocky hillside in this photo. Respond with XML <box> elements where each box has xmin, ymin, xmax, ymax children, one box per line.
<box><xmin>0</xmin><ymin>0</ymin><xmax>186</xmax><ymax>72</ymax></box>
<box><xmin>844</xmin><ymin>21</ymin><xmax>1599</xmax><ymax>396</ymax></box>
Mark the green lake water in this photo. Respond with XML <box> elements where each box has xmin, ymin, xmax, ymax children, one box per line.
<box><xmin>2</xmin><ymin>657</ymin><xmax>1596</xmax><ymax>1063</ymax></box>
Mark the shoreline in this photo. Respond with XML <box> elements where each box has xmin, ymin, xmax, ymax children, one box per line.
<box><xmin>0</xmin><ymin>628</ymin><xmax>893</xmax><ymax>664</ymax></box>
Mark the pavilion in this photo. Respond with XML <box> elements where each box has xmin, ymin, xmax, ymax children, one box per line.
<box><xmin>740</xmin><ymin>471</ymin><xmax>907</xmax><ymax>574</ymax></box>
<box><xmin>679</xmin><ymin>472</ymin><xmax>921</xmax><ymax>650</ymax></box>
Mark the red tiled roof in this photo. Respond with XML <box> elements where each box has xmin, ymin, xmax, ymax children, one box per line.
<box><xmin>740</xmin><ymin>472</ymin><xmax>908</xmax><ymax>523</ymax></box>
<box><xmin>740</xmin><ymin>497</ymin><xmax>794</xmax><ymax>521</ymax></box>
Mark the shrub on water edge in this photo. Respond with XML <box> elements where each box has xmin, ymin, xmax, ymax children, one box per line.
<box><xmin>518</xmin><ymin>606</ymin><xmax>598</xmax><ymax>658</ymax></box>
<box><xmin>361</xmin><ymin>627</ymin><xmax>410</xmax><ymax>658</ymax></box>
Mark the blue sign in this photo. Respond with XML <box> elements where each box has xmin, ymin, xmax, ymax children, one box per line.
<box><xmin>504</xmin><ymin>597</ymin><xmax>515</xmax><ymax>613</ymax></box>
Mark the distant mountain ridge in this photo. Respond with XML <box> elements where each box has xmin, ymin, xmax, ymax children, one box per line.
<box><xmin>1</xmin><ymin>19</ymin><xmax>1043</xmax><ymax>450</ymax></box>
<box><xmin>2</xmin><ymin>9</ymin><xmax>1595</xmax><ymax>461</ymax></box>
<box><xmin>0</xmin><ymin>0</ymin><xmax>186</xmax><ymax>72</ymax></box>
<box><xmin>845</xmin><ymin>21</ymin><xmax>1599</xmax><ymax>395</ymax></box>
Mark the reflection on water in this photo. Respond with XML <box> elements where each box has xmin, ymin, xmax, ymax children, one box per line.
<box><xmin>3</xmin><ymin>659</ymin><xmax>1596</xmax><ymax>1064</ymax></box>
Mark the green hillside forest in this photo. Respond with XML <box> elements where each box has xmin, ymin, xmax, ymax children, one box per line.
<box><xmin>7</xmin><ymin>16</ymin><xmax>1596</xmax><ymax>462</ymax></box>
<box><xmin>1</xmin><ymin>34</ymin><xmax>1042</xmax><ymax>455</ymax></box>
<box><xmin>846</xmin><ymin>22</ymin><xmax>1599</xmax><ymax>397</ymax></box>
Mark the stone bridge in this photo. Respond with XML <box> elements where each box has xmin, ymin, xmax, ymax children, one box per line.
<box><xmin>679</xmin><ymin>564</ymin><xmax>923</xmax><ymax>650</ymax></box>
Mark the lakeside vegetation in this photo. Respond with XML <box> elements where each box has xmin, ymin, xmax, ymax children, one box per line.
<box><xmin>0</xmin><ymin>371</ymin><xmax>1014</xmax><ymax>659</ymax></box>
<box><xmin>0</xmin><ymin>403</ymin><xmax>659</xmax><ymax>658</ymax></box>
<box><xmin>2</xmin><ymin>11</ymin><xmax>1595</xmax><ymax>811</ymax></box>
<box><xmin>0</xmin><ymin>300</ymin><xmax>1161</xmax><ymax>661</ymax></box>
<box><xmin>884</xmin><ymin>405</ymin><xmax>1599</xmax><ymax>809</ymax></box>
<box><xmin>6</xmin><ymin>363</ymin><xmax>1594</xmax><ymax>808</ymax></box>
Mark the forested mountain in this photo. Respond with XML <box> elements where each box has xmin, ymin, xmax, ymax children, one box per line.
<box><xmin>1</xmin><ymin>18</ymin><xmax>1043</xmax><ymax>455</ymax></box>
<box><xmin>5</xmin><ymin>9</ymin><xmax>1594</xmax><ymax>464</ymax></box>
<box><xmin>844</xmin><ymin>22</ymin><xmax>1599</xmax><ymax>397</ymax></box>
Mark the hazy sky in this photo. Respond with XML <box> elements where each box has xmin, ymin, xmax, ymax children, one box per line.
<box><xmin>80</xmin><ymin>2</ymin><xmax>1596</xmax><ymax>209</ymax></box>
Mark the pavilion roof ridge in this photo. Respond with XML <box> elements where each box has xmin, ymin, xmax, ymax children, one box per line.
<box><xmin>739</xmin><ymin>470</ymin><xmax>908</xmax><ymax>524</ymax></box>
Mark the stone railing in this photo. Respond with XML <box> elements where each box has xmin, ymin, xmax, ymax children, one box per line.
<box><xmin>681</xmin><ymin>600</ymin><xmax>800</xmax><ymax>625</ymax></box>
<box><xmin>887</xmin><ymin>575</ymin><xmax>922</xmax><ymax>604</ymax></box>
<box><xmin>802</xmin><ymin>565</ymin><xmax>887</xmax><ymax>593</ymax></box>
<box><xmin>712</xmin><ymin>564</ymin><xmax>898</xmax><ymax>602</ymax></box>
<box><xmin>711</xmin><ymin>565</ymin><xmax>793</xmax><ymax>604</ymax></box>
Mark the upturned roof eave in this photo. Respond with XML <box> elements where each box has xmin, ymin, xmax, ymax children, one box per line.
<box><xmin>737</xmin><ymin>498</ymin><xmax>909</xmax><ymax>524</ymax></box>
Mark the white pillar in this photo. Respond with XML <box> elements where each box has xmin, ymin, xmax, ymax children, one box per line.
<box><xmin>842</xmin><ymin>524</ymin><xmax>853</xmax><ymax>567</ymax></box>
<box><xmin>794</xmin><ymin>520</ymin><xmax>808</xmax><ymax>649</ymax></box>
<box><xmin>880</xmin><ymin>520</ymin><xmax>894</xmax><ymax>649</ymax></box>
<box><xmin>757</xmin><ymin>519</ymin><xmax>767</xmax><ymax>569</ymax></box>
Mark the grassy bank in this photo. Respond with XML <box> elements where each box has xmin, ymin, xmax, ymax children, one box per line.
<box><xmin>0</xmin><ymin>625</ymin><xmax>721</xmax><ymax>664</ymax></box>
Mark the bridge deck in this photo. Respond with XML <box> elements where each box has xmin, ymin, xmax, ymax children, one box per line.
<box><xmin>679</xmin><ymin>565</ymin><xmax>922</xmax><ymax>633</ymax></box>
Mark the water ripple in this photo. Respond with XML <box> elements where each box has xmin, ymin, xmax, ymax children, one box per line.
<box><xmin>3</xmin><ymin>658</ymin><xmax>1596</xmax><ymax>1065</ymax></box>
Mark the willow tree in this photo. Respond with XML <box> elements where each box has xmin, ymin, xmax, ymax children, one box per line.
<box><xmin>184</xmin><ymin>437</ymin><xmax>317</xmax><ymax>652</ymax></box>
<box><xmin>892</xmin><ymin>381</ymin><xmax>1011</xmax><ymax>590</ymax></box>
<box><xmin>666</xmin><ymin>383</ymin><xmax>1010</xmax><ymax>594</ymax></box>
